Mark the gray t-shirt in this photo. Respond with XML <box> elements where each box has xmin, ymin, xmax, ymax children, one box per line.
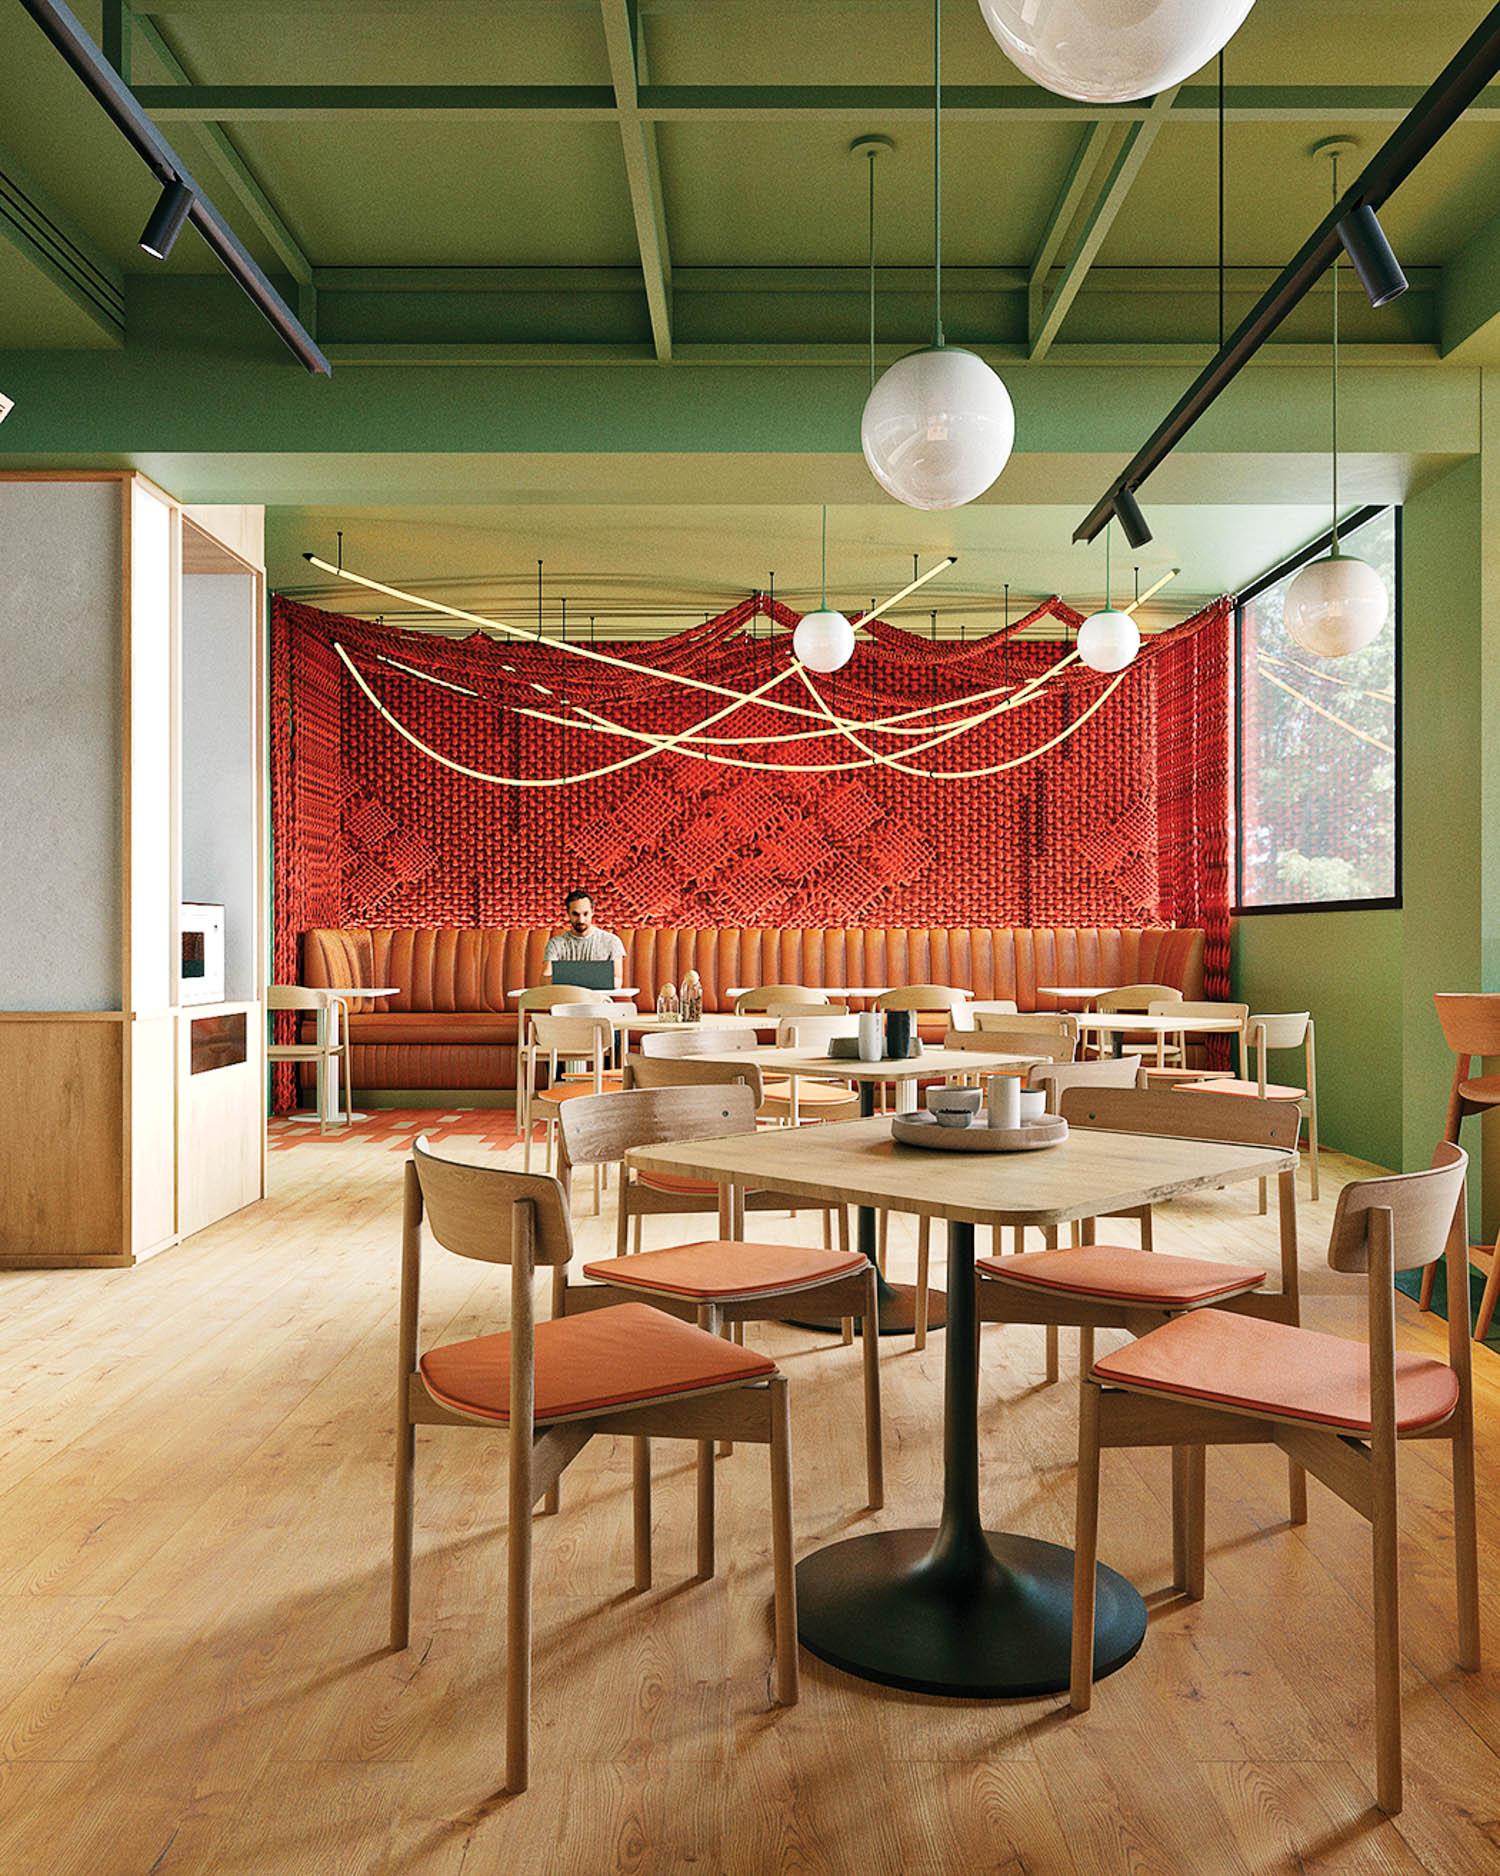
<box><xmin>543</xmin><ymin>926</ymin><xmax>626</xmax><ymax>966</ymax></box>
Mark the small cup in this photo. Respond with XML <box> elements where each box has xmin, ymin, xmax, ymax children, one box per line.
<box><xmin>1018</xmin><ymin>1089</ymin><xmax>1048</xmax><ymax>1124</ymax></box>
<box><xmin>857</xmin><ymin>1011</ymin><xmax>884</xmax><ymax>1062</ymax></box>
<box><xmin>926</xmin><ymin>1085</ymin><xmax>983</xmax><ymax>1128</ymax></box>
<box><xmin>987</xmin><ymin>1075</ymin><xmax>1021</xmax><ymax>1132</ymax></box>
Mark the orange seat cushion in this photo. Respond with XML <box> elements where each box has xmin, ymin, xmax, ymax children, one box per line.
<box><xmin>976</xmin><ymin>1245</ymin><xmax>1266</xmax><ymax>1307</ymax></box>
<box><xmin>583</xmin><ymin>1239</ymin><xmax>867</xmax><ymax>1301</ymax></box>
<box><xmin>1092</xmin><ymin>1308</ymin><xmax>1460</xmax><ymax>1434</ymax></box>
<box><xmin>534</xmin><ymin>1077</ymin><xmax>624</xmax><ymax>1107</ymax></box>
<box><xmin>762</xmin><ymin>1078</ymin><xmax>859</xmax><ymax>1107</ymax></box>
<box><xmin>637</xmin><ymin>1169</ymin><xmax>721</xmax><ymax>1197</ymax></box>
<box><xmin>1183</xmin><ymin>1078</ymin><xmax>1305</xmax><ymax>1100</ymax></box>
<box><xmin>1457</xmin><ymin>1072</ymin><xmax>1500</xmax><ymax>1106</ymax></box>
<box><xmin>419</xmin><ymin>1300</ymin><xmax>776</xmax><ymax>1424</ymax></box>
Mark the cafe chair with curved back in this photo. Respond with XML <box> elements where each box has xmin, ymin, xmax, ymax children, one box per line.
<box><xmin>557</xmin><ymin>1083</ymin><xmax>883</xmax><ymax>1510</ymax></box>
<box><xmin>392</xmin><ymin>1136</ymin><xmax>798</xmax><ymax>1795</ymax></box>
<box><xmin>1424</xmin><ymin>993</ymin><xmax>1500</xmax><ymax>1337</ymax></box>
<box><xmin>734</xmin><ymin>984</ymin><xmax>832</xmax><ymax>1014</ymax></box>
<box><xmin>1089</xmin><ymin>982</ymin><xmax>1185</xmax><ymax>1062</ymax></box>
<box><xmin>1068</xmin><ymin>1142</ymin><xmax>1479</xmax><ymax>1818</ymax></box>
<box><xmin>974</xmin><ymin>1009</ymin><xmax>1080</xmax><ymax>1049</ymax></box>
<box><xmin>638</xmin><ymin>1020</ymin><xmax>857</xmax><ymax>1127</ymax></box>
<box><xmin>764</xmin><ymin>1014</ymin><xmax>861</xmax><ymax>1125</ymax></box>
<box><xmin>1138</xmin><ymin>999</ymin><xmax>1249</xmax><ymax>1082</ymax></box>
<box><xmin>267</xmin><ymin>984</ymin><xmax>352</xmax><ymax>1132</ymax></box>
<box><xmin>514</xmin><ymin>983</ymin><xmax>603</xmax><ymax>1121</ymax></box>
<box><xmin>623</xmin><ymin>1044</ymin><xmax>842</xmax><ymax>1252</ymax></box>
<box><xmin>1184</xmin><ymin>1011</ymin><xmax>1318</xmax><ymax>1209</ymax></box>
<box><xmin>522</xmin><ymin>1013</ymin><xmax>623</xmax><ymax>1200</ymax></box>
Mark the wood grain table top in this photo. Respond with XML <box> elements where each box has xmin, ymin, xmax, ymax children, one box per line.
<box><xmin>674</xmin><ymin>1043</ymin><xmax>1038</xmax><ymax>1083</ymax></box>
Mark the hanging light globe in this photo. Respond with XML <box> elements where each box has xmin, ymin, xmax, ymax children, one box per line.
<box><xmin>1076</xmin><ymin>608</ymin><xmax>1141</xmax><ymax>674</ymax></box>
<box><xmin>793</xmin><ymin>608</ymin><xmax>857</xmax><ymax>673</ymax></box>
<box><xmin>1282</xmin><ymin>551</ymin><xmax>1387</xmax><ymax>658</ymax></box>
<box><xmin>977</xmin><ymin>0</ymin><xmax>1257</xmax><ymax>105</ymax></box>
<box><xmin>861</xmin><ymin>346</ymin><xmax>1015</xmax><ymax>511</ymax></box>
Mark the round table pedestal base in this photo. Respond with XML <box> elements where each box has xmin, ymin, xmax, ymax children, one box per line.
<box><xmin>795</xmin><ymin>1527</ymin><xmax>1146</xmax><ymax>1697</ymax></box>
<box><xmin>786</xmin><ymin>1279</ymin><xmax>946</xmax><ymax>1338</ymax></box>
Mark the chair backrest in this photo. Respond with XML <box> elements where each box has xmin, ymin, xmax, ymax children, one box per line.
<box><xmin>943</xmin><ymin>1026</ymin><xmax>1077</xmax><ymax>1063</ymax></box>
<box><xmin>765</xmin><ymin>1000</ymin><xmax>850</xmax><ymax>1019</ymax></box>
<box><xmin>571</xmin><ymin>1000</ymin><xmax>636</xmax><ymax>1021</ymax></box>
<box><xmin>1058</xmin><ymin>1083</ymin><xmax>1303</xmax><ymax>1151</ymax></box>
<box><xmin>626</xmin><ymin>1053</ymin><xmax>767</xmax><ymax>1102</ymax></box>
<box><xmin>1029</xmin><ymin>1057</ymin><xmax>1141</xmax><ymax>1107</ymax></box>
<box><xmin>557</xmin><ymin>1083</ymin><xmax>758</xmax><ymax>1170</ymax></box>
<box><xmin>267</xmin><ymin>984</ymin><xmax>327</xmax><ymax>1013</ymax></box>
<box><xmin>1328</xmin><ymin>1142</ymin><xmax>1468</xmax><ymax>1275</ymax></box>
<box><xmin>975</xmin><ymin>1009</ymin><xmax>1079</xmax><ymax>1043</ymax></box>
<box><xmin>1433</xmin><ymin>992</ymin><xmax>1500</xmax><ymax>1058</ymax></box>
<box><xmin>968</xmin><ymin>999</ymin><xmax>1019</xmax><ymax>1017</ymax></box>
<box><xmin>1248</xmin><ymin>1011</ymin><xmax>1311</xmax><ymax>1051</ymax></box>
<box><xmin>735</xmin><ymin>984</ymin><xmax>830</xmax><ymax>1013</ymax></box>
<box><xmin>1096</xmin><ymin>983</ymin><xmax>1183</xmax><ymax>1014</ymax></box>
<box><xmin>640</xmin><ymin>1026</ymin><xmax>758</xmax><ymax>1058</ymax></box>
<box><xmin>410</xmin><ymin>1134</ymin><xmax>573</xmax><ymax>1267</ymax></box>
<box><xmin>530</xmin><ymin>1013</ymin><xmax>614</xmax><ymax>1053</ymax></box>
<box><xmin>776</xmin><ymin>1013</ymin><xmax>860</xmax><ymax>1049</ymax></box>
<box><xmin>519</xmin><ymin>983</ymin><xmax>596</xmax><ymax>1013</ymax></box>
<box><xmin>1150</xmin><ymin>999</ymin><xmax>1247</xmax><ymax>1024</ymax></box>
<box><xmin>876</xmin><ymin>984</ymin><xmax>970</xmax><ymax>1013</ymax></box>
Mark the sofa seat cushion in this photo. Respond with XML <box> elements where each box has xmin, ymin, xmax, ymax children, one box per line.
<box><xmin>343</xmin><ymin>1014</ymin><xmax>518</xmax><ymax>1046</ymax></box>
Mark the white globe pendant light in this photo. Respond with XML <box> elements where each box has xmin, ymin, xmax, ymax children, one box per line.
<box><xmin>1285</xmin><ymin>142</ymin><xmax>1388</xmax><ymax>660</ymax></box>
<box><xmin>977</xmin><ymin>0</ymin><xmax>1258</xmax><ymax>105</ymax></box>
<box><xmin>861</xmin><ymin>0</ymin><xmax>1014</xmax><ymax>511</ymax></box>
<box><xmin>793</xmin><ymin>607</ymin><xmax>857</xmax><ymax>673</ymax></box>
<box><xmin>1077</xmin><ymin>607</ymin><xmax>1141</xmax><ymax>674</ymax></box>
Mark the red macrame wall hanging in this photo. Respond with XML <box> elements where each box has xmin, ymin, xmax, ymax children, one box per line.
<box><xmin>271</xmin><ymin>592</ymin><xmax>1231</xmax><ymax>997</ymax></box>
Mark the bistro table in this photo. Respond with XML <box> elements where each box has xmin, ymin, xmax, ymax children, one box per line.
<box><xmin>627</xmin><ymin>1114</ymin><xmax>1292</xmax><ymax>1697</ymax></box>
<box><xmin>1074</xmin><ymin>1010</ymin><xmax>1247</xmax><ymax>1068</ymax></box>
<box><xmin>682</xmin><ymin>1042</ymin><xmax>1038</xmax><ymax>1335</ymax></box>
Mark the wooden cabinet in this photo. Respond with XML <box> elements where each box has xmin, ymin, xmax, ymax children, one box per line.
<box><xmin>0</xmin><ymin>474</ymin><xmax>266</xmax><ymax>1266</ymax></box>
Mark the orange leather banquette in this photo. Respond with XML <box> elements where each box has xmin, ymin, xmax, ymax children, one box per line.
<box><xmin>302</xmin><ymin>926</ymin><xmax>1205</xmax><ymax>1096</ymax></box>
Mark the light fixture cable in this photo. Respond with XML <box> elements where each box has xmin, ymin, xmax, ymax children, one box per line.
<box><xmin>933</xmin><ymin>0</ymin><xmax>944</xmax><ymax>349</ymax></box>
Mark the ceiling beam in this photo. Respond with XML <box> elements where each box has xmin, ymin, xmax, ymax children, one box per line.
<box><xmin>1027</xmin><ymin>122</ymin><xmax>1111</xmax><ymax>348</ymax></box>
<box><xmin>318</xmin><ymin>340</ymin><xmax>1433</xmax><ymax>369</ymax></box>
<box><xmin>131</xmin><ymin>8</ymin><xmax>313</xmax><ymax>290</ymax></box>
<box><xmin>600</xmin><ymin>0</ymin><xmax>672</xmax><ymax>363</ymax></box>
<box><xmin>127</xmin><ymin>82</ymin><xmax>1500</xmax><ymax>125</ymax></box>
<box><xmin>1439</xmin><ymin>202</ymin><xmax>1500</xmax><ymax>361</ymax></box>
<box><xmin>0</xmin><ymin>135</ymin><xmax>125</xmax><ymax>343</ymax></box>
<box><xmin>1029</xmin><ymin>89</ymin><xmax>1178</xmax><ymax>363</ymax></box>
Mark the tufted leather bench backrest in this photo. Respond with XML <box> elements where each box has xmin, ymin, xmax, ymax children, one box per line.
<box><xmin>303</xmin><ymin>926</ymin><xmax>1205</xmax><ymax>1014</ymax></box>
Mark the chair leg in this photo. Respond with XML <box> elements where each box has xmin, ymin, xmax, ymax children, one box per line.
<box><xmin>1371</xmin><ymin>1449</ymin><xmax>1403</xmax><ymax>1815</ymax></box>
<box><xmin>390</xmin><ymin>1411</ymin><xmax>415</xmax><ymax>1650</ymax></box>
<box><xmin>1044</xmin><ymin>1228</ymin><xmax>1059</xmax><ymax>1383</ymax></box>
<box><xmin>1306</xmin><ymin>1098</ymin><xmax>1320</xmax><ymax>1201</ymax></box>
<box><xmin>632</xmin><ymin>1437</ymin><xmax>652</xmax><ymax>1591</ymax></box>
<box><xmin>1071</xmin><ymin>1379</ymin><xmax>1103</xmax><ymax>1710</ymax></box>
<box><xmin>860</xmin><ymin>1266</ymin><xmax>884</xmax><ymax>1509</ymax></box>
<box><xmin>1474</xmin><ymin>1246</ymin><xmax>1500</xmax><ymax>1344</ymax></box>
<box><xmin>838</xmin><ymin>1205</ymin><xmax>854</xmax><ymax>1344</ymax></box>
<box><xmin>876</xmin><ymin>1209</ymin><xmax>888</xmax><ymax>1275</ymax></box>
<box><xmin>1185</xmin><ymin>1446</ymin><xmax>1206</xmax><ymax>1601</ymax></box>
<box><xmin>1287</xmin><ymin>1459</ymin><xmax>1308</xmax><ymax>1527</ymax></box>
<box><xmin>1454</xmin><ymin>1427</ymin><xmax>1481</xmax><ymax>1672</ymax></box>
<box><xmin>915</xmin><ymin>1216</ymin><xmax>931</xmax><ymax>1351</ymax></box>
<box><xmin>505</xmin><ymin>1456</ymin><xmax>534</xmax><ymax>1796</ymax></box>
<box><xmin>767</xmin><ymin>1374</ymin><xmax>799</xmax><ymax>1707</ymax></box>
<box><xmin>696</xmin><ymin>1438</ymin><xmax>716</xmax><ymax>1580</ymax></box>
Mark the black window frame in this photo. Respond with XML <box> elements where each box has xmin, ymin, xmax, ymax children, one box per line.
<box><xmin>1233</xmin><ymin>503</ymin><xmax>1402</xmax><ymax>917</ymax></box>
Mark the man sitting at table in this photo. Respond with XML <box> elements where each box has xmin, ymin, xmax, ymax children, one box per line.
<box><xmin>542</xmin><ymin>889</ymin><xmax>626</xmax><ymax>987</ymax></box>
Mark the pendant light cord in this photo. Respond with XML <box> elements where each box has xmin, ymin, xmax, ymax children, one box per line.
<box><xmin>868</xmin><ymin>146</ymin><xmax>878</xmax><ymax>389</ymax></box>
<box><xmin>1331</xmin><ymin>152</ymin><xmax>1340</xmax><ymax>551</ymax></box>
<box><xmin>1217</xmin><ymin>52</ymin><xmax>1225</xmax><ymax>351</ymax></box>
<box><xmin>1105</xmin><ymin>519</ymin><xmax>1112</xmax><ymax>611</ymax></box>
<box><xmin>933</xmin><ymin>0</ymin><xmax>943</xmax><ymax>349</ymax></box>
<box><xmin>820</xmin><ymin>506</ymin><xmax>828</xmax><ymax>609</ymax></box>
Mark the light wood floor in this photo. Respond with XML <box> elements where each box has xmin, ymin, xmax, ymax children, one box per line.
<box><xmin>1</xmin><ymin>1111</ymin><xmax>1496</xmax><ymax>1876</ymax></box>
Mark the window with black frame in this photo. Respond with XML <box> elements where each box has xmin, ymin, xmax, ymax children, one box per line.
<box><xmin>1236</xmin><ymin>506</ymin><xmax>1400</xmax><ymax>911</ymax></box>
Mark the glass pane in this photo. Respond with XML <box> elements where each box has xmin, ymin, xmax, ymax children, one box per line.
<box><xmin>1238</xmin><ymin>509</ymin><xmax>1398</xmax><ymax>907</ymax></box>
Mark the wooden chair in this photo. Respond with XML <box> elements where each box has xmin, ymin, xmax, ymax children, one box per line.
<box><xmin>768</xmin><ymin>1014</ymin><xmax>861</xmax><ymax>1124</ymax></box>
<box><xmin>621</xmin><ymin>1050</ymin><xmax>842</xmax><ymax>1251</ymax></box>
<box><xmin>514</xmin><ymin>983</ymin><xmax>601</xmax><ymax>1119</ymax></box>
<box><xmin>1184</xmin><ymin>1011</ymin><xmax>1318</xmax><ymax>1208</ymax></box>
<box><xmin>267</xmin><ymin>984</ymin><xmax>352</xmax><ymax>1132</ymax></box>
<box><xmin>1140</xmin><ymin>999</ymin><xmax>1248</xmax><ymax>1081</ymax></box>
<box><xmin>392</xmin><ymin>1137</ymin><xmax>798</xmax><ymax>1794</ymax></box>
<box><xmin>557</xmin><ymin>1084</ymin><xmax>883</xmax><ymax>1508</ymax></box>
<box><xmin>734</xmin><ymin>984</ymin><xmax>832</xmax><ymax>1014</ymax></box>
<box><xmin>637</xmin><ymin>1021</ymin><xmax>857</xmax><ymax>1125</ymax></box>
<box><xmin>1069</xmin><ymin>1142</ymin><xmax>1479</xmax><ymax>1817</ymax></box>
<box><xmin>974</xmin><ymin>1009</ymin><xmax>1079</xmax><ymax>1047</ymax></box>
<box><xmin>523</xmin><ymin>1014</ymin><xmax>623</xmax><ymax>1196</ymax></box>
<box><xmin>1424</xmin><ymin>993</ymin><xmax>1500</xmax><ymax>1336</ymax></box>
<box><xmin>1088</xmin><ymin>983</ymin><xmax>1184</xmax><ymax>1060</ymax></box>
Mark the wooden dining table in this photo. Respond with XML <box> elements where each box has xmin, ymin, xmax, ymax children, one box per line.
<box><xmin>627</xmin><ymin>1114</ymin><xmax>1293</xmax><ymax>1699</ymax></box>
<box><xmin>1072</xmin><ymin>1011</ymin><xmax>1248</xmax><ymax>1069</ymax></box>
<box><xmin>679</xmin><ymin>1042</ymin><xmax>1039</xmax><ymax>1335</ymax></box>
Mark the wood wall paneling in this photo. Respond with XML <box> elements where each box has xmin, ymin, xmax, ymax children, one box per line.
<box><xmin>0</xmin><ymin>1019</ymin><xmax>127</xmax><ymax>1264</ymax></box>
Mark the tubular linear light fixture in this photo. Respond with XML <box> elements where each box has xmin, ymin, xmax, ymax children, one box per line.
<box><xmin>0</xmin><ymin>392</ymin><xmax>13</xmax><ymax>424</ymax></box>
<box><xmin>977</xmin><ymin>0</ymin><xmax>1256</xmax><ymax>105</ymax></box>
<box><xmin>860</xmin><ymin>0</ymin><xmax>1014</xmax><ymax>510</ymax></box>
<box><xmin>1113</xmin><ymin>486</ymin><xmax>1152</xmax><ymax>550</ymax></box>
<box><xmin>138</xmin><ymin>177</ymin><xmax>193</xmax><ymax>260</ymax></box>
<box><xmin>1337</xmin><ymin>203</ymin><xmax>1408</xmax><ymax>308</ymax></box>
<box><xmin>15</xmin><ymin>0</ymin><xmax>328</xmax><ymax>374</ymax></box>
<box><xmin>1073</xmin><ymin>1</ymin><xmax>1500</xmax><ymax>544</ymax></box>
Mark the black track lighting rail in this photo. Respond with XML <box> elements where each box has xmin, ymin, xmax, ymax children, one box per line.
<box><xmin>16</xmin><ymin>0</ymin><xmax>329</xmax><ymax>375</ymax></box>
<box><xmin>1073</xmin><ymin>1</ymin><xmax>1500</xmax><ymax>544</ymax></box>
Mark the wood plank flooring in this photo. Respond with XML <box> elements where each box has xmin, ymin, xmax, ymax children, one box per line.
<box><xmin>1</xmin><ymin>1110</ymin><xmax>1496</xmax><ymax>1875</ymax></box>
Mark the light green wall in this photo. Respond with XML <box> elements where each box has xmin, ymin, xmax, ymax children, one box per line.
<box><xmin>1233</xmin><ymin>911</ymin><xmax>1403</xmax><ymax>1172</ymax></box>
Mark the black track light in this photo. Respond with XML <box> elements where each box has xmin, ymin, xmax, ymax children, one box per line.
<box><xmin>1113</xmin><ymin>486</ymin><xmax>1153</xmax><ymax>550</ymax></box>
<box><xmin>1336</xmin><ymin>203</ymin><xmax>1408</xmax><ymax>307</ymax></box>
<box><xmin>139</xmin><ymin>177</ymin><xmax>193</xmax><ymax>260</ymax></box>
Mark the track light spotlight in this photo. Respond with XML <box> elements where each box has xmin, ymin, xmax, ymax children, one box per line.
<box><xmin>139</xmin><ymin>177</ymin><xmax>194</xmax><ymax>260</ymax></box>
<box><xmin>1113</xmin><ymin>487</ymin><xmax>1152</xmax><ymax>549</ymax></box>
<box><xmin>1336</xmin><ymin>204</ymin><xmax>1408</xmax><ymax>308</ymax></box>
<box><xmin>0</xmin><ymin>391</ymin><xmax>13</xmax><ymax>424</ymax></box>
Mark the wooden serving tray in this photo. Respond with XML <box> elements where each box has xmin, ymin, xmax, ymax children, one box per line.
<box><xmin>891</xmin><ymin>1111</ymin><xmax>1069</xmax><ymax>1153</ymax></box>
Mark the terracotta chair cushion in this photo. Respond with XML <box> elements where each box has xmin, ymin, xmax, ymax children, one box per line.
<box><xmin>419</xmin><ymin>1300</ymin><xmax>776</xmax><ymax>1424</ymax></box>
<box><xmin>582</xmin><ymin>1239</ymin><xmax>866</xmax><ymax>1301</ymax></box>
<box><xmin>1092</xmin><ymin>1307</ymin><xmax>1460</xmax><ymax>1434</ymax></box>
<box><xmin>636</xmin><ymin>1170</ymin><xmax>722</xmax><ymax>1197</ymax></box>
<box><xmin>1458</xmin><ymin>1072</ymin><xmax>1500</xmax><ymax>1105</ymax></box>
<box><xmin>977</xmin><ymin>1245</ymin><xmax>1266</xmax><ymax>1307</ymax></box>
<box><xmin>762</xmin><ymin>1078</ymin><xmax>859</xmax><ymax>1107</ymax></box>
<box><xmin>533</xmin><ymin>1078</ymin><xmax>625</xmax><ymax>1108</ymax></box>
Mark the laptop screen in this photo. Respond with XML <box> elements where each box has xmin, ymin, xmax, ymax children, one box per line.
<box><xmin>551</xmin><ymin>959</ymin><xmax>617</xmax><ymax>991</ymax></box>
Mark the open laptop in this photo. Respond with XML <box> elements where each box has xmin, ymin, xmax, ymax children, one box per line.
<box><xmin>551</xmin><ymin>958</ymin><xmax>617</xmax><ymax>992</ymax></box>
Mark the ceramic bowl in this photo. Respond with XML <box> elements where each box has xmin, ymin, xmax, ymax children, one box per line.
<box><xmin>926</xmin><ymin>1085</ymin><xmax>984</xmax><ymax>1128</ymax></box>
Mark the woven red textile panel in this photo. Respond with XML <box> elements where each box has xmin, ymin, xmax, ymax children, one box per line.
<box><xmin>269</xmin><ymin>591</ymin><xmax>1232</xmax><ymax>1099</ymax></box>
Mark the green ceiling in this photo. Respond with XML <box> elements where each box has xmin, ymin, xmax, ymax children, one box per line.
<box><xmin>3</xmin><ymin>0</ymin><xmax>1499</xmax><ymax>620</ymax></box>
